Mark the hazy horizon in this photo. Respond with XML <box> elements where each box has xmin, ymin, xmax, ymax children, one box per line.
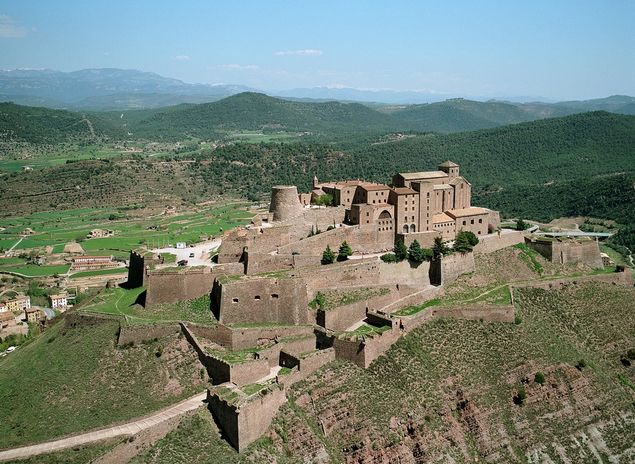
<box><xmin>1</xmin><ymin>0</ymin><xmax>634</xmax><ymax>101</ymax></box>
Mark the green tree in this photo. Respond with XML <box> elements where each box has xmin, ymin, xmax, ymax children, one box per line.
<box><xmin>394</xmin><ymin>238</ymin><xmax>408</xmax><ymax>261</ymax></box>
<box><xmin>321</xmin><ymin>245</ymin><xmax>335</xmax><ymax>265</ymax></box>
<box><xmin>313</xmin><ymin>194</ymin><xmax>334</xmax><ymax>206</ymax></box>
<box><xmin>408</xmin><ymin>240</ymin><xmax>427</xmax><ymax>263</ymax></box>
<box><xmin>432</xmin><ymin>237</ymin><xmax>450</xmax><ymax>259</ymax></box>
<box><xmin>454</xmin><ymin>230</ymin><xmax>479</xmax><ymax>253</ymax></box>
<box><xmin>337</xmin><ymin>241</ymin><xmax>353</xmax><ymax>262</ymax></box>
<box><xmin>534</xmin><ymin>372</ymin><xmax>545</xmax><ymax>385</ymax></box>
<box><xmin>516</xmin><ymin>219</ymin><xmax>528</xmax><ymax>230</ymax></box>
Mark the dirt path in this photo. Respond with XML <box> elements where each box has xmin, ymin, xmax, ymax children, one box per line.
<box><xmin>0</xmin><ymin>392</ymin><xmax>207</xmax><ymax>462</ymax></box>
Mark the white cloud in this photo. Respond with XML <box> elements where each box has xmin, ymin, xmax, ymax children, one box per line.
<box><xmin>274</xmin><ymin>49</ymin><xmax>323</xmax><ymax>56</ymax></box>
<box><xmin>215</xmin><ymin>64</ymin><xmax>260</xmax><ymax>71</ymax></box>
<box><xmin>0</xmin><ymin>14</ymin><xmax>28</xmax><ymax>38</ymax></box>
<box><xmin>174</xmin><ymin>55</ymin><xmax>191</xmax><ymax>61</ymax></box>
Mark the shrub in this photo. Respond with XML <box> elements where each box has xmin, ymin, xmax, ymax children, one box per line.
<box><xmin>514</xmin><ymin>315</ymin><xmax>523</xmax><ymax>325</ymax></box>
<box><xmin>321</xmin><ymin>246</ymin><xmax>335</xmax><ymax>265</ymax></box>
<box><xmin>309</xmin><ymin>292</ymin><xmax>326</xmax><ymax>310</ymax></box>
<box><xmin>337</xmin><ymin>241</ymin><xmax>353</xmax><ymax>262</ymax></box>
<box><xmin>575</xmin><ymin>359</ymin><xmax>587</xmax><ymax>370</ymax></box>
<box><xmin>454</xmin><ymin>230</ymin><xmax>479</xmax><ymax>253</ymax></box>
<box><xmin>513</xmin><ymin>385</ymin><xmax>527</xmax><ymax>405</ymax></box>
<box><xmin>626</xmin><ymin>348</ymin><xmax>635</xmax><ymax>360</ymax></box>
<box><xmin>312</xmin><ymin>193</ymin><xmax>334</xmax><ymax>206</ymax></box>
<box><xmin>534</xmin><ymin>372</ymin><xmax>545</xmax><ymax>384</ymax></box>
<box><xmin>380</xmin><ymin>253</ymin><xmax>397</xmax><ymax>263</ymax></box>
<box><xmin>516</xmin><ymin>219</ymin><xmax>529</xmax><ymax>230</ymax></box>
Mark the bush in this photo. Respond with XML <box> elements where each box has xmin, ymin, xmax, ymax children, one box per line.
<box><xmin>626</xmin><ymin>348</ymin><xmax>635</xmax><ymax>360</ymax></box>
<box><xmin>514</xmin><ymin>315</ymin><xmax>523</xmax><ymax>325</ymax></box>
<box><xmin>337</xmin><ymin>241</ymin><xmax>352</xmax><ymax>262</ymax></box>
<box><xmin>516</xmin><ymin>219</ymin><xmax>529</xmax><ymax>230</ymax></box>
<box><xmin>534</xmin><ymin>372</ymin><xmax>545</xmax><ymax>384</ymax></box>
<box><xmin>432</xmin><ymin>237</ymin><xmax>450</xmax><ymax>258</ymax></box>
<box><xmin>454</xmin><ymin>230</ymin><xmax>479</xmax><ymax>253</ymax></box>
<box><xmin>575</xmin><ymin>359</ymin><xmax>587</xmax><ymax>370</ymax></box>
<box><xmin>513</xmin><ymin>385</ymin><xmax>527</xmax><ymax>405</ymax></box>
<box><xmin>312</xmin><ymin>194</ymin><xmax>334</xmax><ymax>206</ymax></box>
<box><xmin>321</xmin><ymin>246</ymin><xmax>335</xmax><ymax>265</ymax></box>
<box><xmin>309</xmin><ymin>292</ymin><xmax>326</xmax><ymax>310</ymax></box>
<box><xmin>380</xmin><ymin>253</ymin><xmax>397</xmax><ymax>263</ymax></box>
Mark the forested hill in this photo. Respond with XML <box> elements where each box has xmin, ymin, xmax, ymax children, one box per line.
<box><xmin>0</xmin><ymin>102</ymin><xmax>125</xmax><ymax>144</ymax></box>
<box><xmin>128</xmin><ymin>92</ymin><xmax>401</xmax><ymax>139</ymax></box>
<box><xmin>189</xmin><ymin>111</ymin><xmax>635</xmax><ymax>225</ymax></box>
<box><xmin>387</xmin><ymin>98</ymin><xmax>537</xmax><ymax>133</ymax></box>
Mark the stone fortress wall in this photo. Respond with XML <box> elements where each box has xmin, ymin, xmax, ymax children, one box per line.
<box><xmin>524</xmin><ymin>235</ymin><xmax>603</xmax><ymax>268</ymax></box>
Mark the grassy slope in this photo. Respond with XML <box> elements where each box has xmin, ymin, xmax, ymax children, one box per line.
<box><xmin>0</xmin><ymin>317</ymin><xmax>206</xmax><ymax>449</ymax></box>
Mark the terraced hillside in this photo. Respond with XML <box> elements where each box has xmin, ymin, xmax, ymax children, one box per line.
<box><xmin>101</xmin><ymin>251</ymin><xmax>635</xmax><ymax>463</ymax></box>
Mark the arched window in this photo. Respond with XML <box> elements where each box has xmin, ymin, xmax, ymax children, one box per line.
<box><xmin>403</xmin><ymin>224</ymin><xmax>408</xmax><ymax>233</ymax></box>
<box><xmin>410</xmin><ymin>224</ymin><xmax>416</xmax><ymax>233</ymax></box>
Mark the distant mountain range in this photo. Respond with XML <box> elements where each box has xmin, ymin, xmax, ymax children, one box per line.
<box><xmin>1</xmin><ymin>68</ymin><xmax>635</xmax><ymax>115</ymax></box>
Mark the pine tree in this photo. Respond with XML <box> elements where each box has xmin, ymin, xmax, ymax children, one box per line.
<box><xmin>394</xmin><ymin>238</ymin><xmax>408</xmax><ymax>261</ymax></box>
<box><xmin>408</xmin><ymin>240</ymin><xmax>426</xmax><ymax>263</ymax></box>
<box><xmin>321</xmin><ymin>245</ymin><xmax>335</xmax><ymax>265</ymax></box>
<box><xmin>432</xmin><ymin>237</ymin><xmax>450</xmax><ymax>259</ymax></box>
<box><xmin>337</xmin><ymin>241</ymin><xmax>353</xmax><ymax>261</ymax></box>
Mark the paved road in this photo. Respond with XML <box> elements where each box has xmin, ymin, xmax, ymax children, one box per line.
<box><xmin>0</xmin><ymin>392</ymin><xmax>207</xmax><ymax>462</ymax></box>
<box><xmin>151</xmin><ymin>239</ymin><xmax>222</xmax><ymax>267</ymax></box>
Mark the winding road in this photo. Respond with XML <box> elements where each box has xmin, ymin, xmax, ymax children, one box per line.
<box><xmin>0</xmin><ymin>392</ymin><xmax>207</xmax><ymax>462</ymax></box>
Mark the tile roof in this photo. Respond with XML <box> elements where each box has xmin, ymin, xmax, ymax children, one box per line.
<box><xmin>398</xmin><ymin>171</ymin><xmax>448</xmax><ymax>180</ymax></box>
<box><xmin>446</xmin><ymin>207</ymin><xmax>489</xmax><ymax>218</ymax></box>
<box><xmin>432</xmin><ymin>213</ymin><xmax>454</xmax><ymax>223</ymax></box>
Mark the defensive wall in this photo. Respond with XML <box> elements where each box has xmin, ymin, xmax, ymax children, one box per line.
<box><xmin>473</xmin><ymin>230</ymin><xmax>525</xmax><ymax>254</ymax></box>
<box><xmin>430</xmin><ymin>304</ymin><xmax>515</xmax><ymax>323</ymax></box>
<box><xmin>211</xmin><ymin>275</ymin><xmax>309</xmax><ymax>325</ymax></box>
<box><xmin>218</xmin><ymin>225</ymin><xmax>294</xmax><ymax>264</ymax></box>
<box><xmin>510</xmin><ymin>268</ymin><xmax>632</xmax><ymax>291</ymax></box>
<box><xmin>244</xmin><ymin>251</ymin><xmax>320</xmax><ymax>275</ymax></box>
<box><xmin>117</xmin><ymin>323</ymin><xmax>181</xmax><ymax>346</ymax></box>
<box><xmin>333</xmin><ymin>324</ymin><xmax>402</xmax><ymax>368</ymax></box>
<box><xmin>208</xmin><ymin>384</ymin><xmax>288</xmax><ymax>452</ymax></box>
<box><xmin>277</xmin><ymin>223</ymin><xmax>393</xmax><ymax>256</ymax></box>
<box><xmin>429</xmin><ymin>252</ymin><xmax>475</xmax><ymax>286</ymax></box>
<box><xmin>524</xmin><ymin>236</ymin><xmax>603</xmax><ymax>268</ymax></box>
<box><xmin>144</xmin><ymin>262</ymin><xmax>244</xmax><ymax>305</ymax></box>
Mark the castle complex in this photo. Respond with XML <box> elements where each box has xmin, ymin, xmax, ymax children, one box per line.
<box><xmin>121</xmin><ymin>160</ymin><xmax>623</xmax><ymax>452</ymax></box>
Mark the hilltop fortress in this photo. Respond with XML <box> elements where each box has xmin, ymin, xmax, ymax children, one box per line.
<box><xmin>123</xmin><ymin>161</ymin><xmax>626</xmax><ymax>452</ymax></box>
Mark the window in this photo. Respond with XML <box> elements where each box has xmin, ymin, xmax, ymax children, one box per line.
<box><xmin>366</xmin><ymin>212</ymin><xmax>369</xmax><ymax>216</ymax></box>
<box><xmin>471</xmin><ymin>219</ymin><xmax>474</xmax><ymax>224</ymax></box>
<box><xmin>478</xmin><ymin>218</ymin><xmax>482</xmax><ymax>223</ymax></box>
<box><xmin>271</xmin><ymin>294</ymin><xmax>279</xmax><ymax>299</ymax></box>
<box><xmin>463</xmin><ymin>220</ymin><xmax>466</xmax><ymax>226</ymax></box>
<box><xmin>254</xmin><ymin>295</ymin><xmax>261</xmax><ymax>301</ymax></box>
<box><xmin>232</xmin><ymin>298</ymin><xmax>239</xmax><ymax>303</ymax></box>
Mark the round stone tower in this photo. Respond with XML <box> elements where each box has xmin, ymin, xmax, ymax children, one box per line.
<box><xmin>269</xmin><ymin>185</ymin><xmax>303</xmax><ymax>222</ymax></box>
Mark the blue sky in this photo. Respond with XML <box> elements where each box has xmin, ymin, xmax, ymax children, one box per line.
<box><xmin>0</xmin><ymin>0</ymin><xmax>633</xmax><ymax>99</ymax></box>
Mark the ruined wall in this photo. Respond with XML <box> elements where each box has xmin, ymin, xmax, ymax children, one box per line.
<box><xmin>145</xmin><ymin>263</ymin><xmax>244</xmax><ymax>305</ymax></box>
<box><xmin>278</xmin><ymin>348</ymin><xmax>336</xmax><ymax>387</ymax></box>
<box><xmin>511</xmin><ymin>270</ymin><xmax>632</xmax><ymax>290</ymax></box>
<box><xmin>431</xmin><ymin>304</ymin><xmax>515</xmax><ymax>323</ymax></box>
<box><xmin>378</xmin><ymin>260</ymin><xmax>431</xmax><ymax>288</ymax></box>
<box><xmin>214</xmin><ymin>276</ymin><xmax>309</xmax><ymax>325</ymax></box>
<box><xmin>297</xmin><ymin>259</ymin><xmax>382</xmax><ymax>296</ymax></box>
<box><xmin>208</xmin><ymin>385</ymin><xmax>288</xmax><ymax>452</ymax></box>
<box><xmin>474</xmin><ymin>230</ymin><xmax>524</xmax><ymax>254</ymax></box>
<box><xmin>117</xmin><ymin>323</ymin><xmax>180</xmax><ymax>346</ymax></box>
<box><xmin>218</xmin><ymin>225</ymin><xmax>293</xmax><ymax>264</ymax></box>
<box><xmin>225</xmin><ymin>325</ymin><xmax>315</xmax><ymax>351</ymax></box>
<box><xmin>381</xmin><ymin>285</ymin><xmax>445</xmax><ymax>315</ymax></box>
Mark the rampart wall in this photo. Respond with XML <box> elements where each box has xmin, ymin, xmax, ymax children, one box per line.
<box><xmin>511</xmin><ymin>270</ymin><xmax>632</xmax><ymax>290</ymax></box>
<box><xmin>208</xmin><ymin>385</ymin><xmax>287</xmax><ymax>452</ymax></box>
<box><xmin>435</xmin><ymin>252</ymin><xmax>475</xmax><ymax>286</ymax></box>
<box><xmin>213</xmin><ymin>276</ymin><xmax>309</xmax><ymax>325</ymax></box>
<box><xmin>524</xmin><ymin>237</ymin><xmax>603</xmax><ymax>268</ymax></box>
<box><xmin>431</xmin><ymin>304</ymin><xmax>515</xmax><ymax>323</ymax></box>
<box><xmin>244</xmin><ymin>252</ymin><xmax>321</xmax><ymax>275</ymax></box>
<box><xmin>145</xmin><ymin>263</ymin><xmax>244</xmax><ymax>305</ymax></box>
<box><xmin>474</xmin><ymin>231</ymin><xmax>524</xmax><ymax>254</ymax></box>
<box><xmin>333</xmin><ymin>326</ymin><xmax>402</xmax><ymax>368</ymax></box>
<box><xmin>317</xmin><ymin>288</ymin><xmax>400</xmax><ymax>332</ymax></box>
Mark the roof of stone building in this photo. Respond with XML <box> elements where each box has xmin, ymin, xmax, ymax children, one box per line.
<box><xmin>446</xmin><ymin>207</ymin><xmax>489</xmax><ymax>218</ymax></box>
<box><xmin>439</xmin><ymin>160</ymin><xmax>459</xmax><ymax>168</ymax></box>
<box><xmin>391</xmin><ymin>187</ymin><xmax>418</xmax><ymax>195</ymax></box>
<box><xmin>432</xmin><ymin>213</ymin><xmax>454</xmax><ymax>224</ymax></box>
<box><xmin>360</xmin><ymin>184</ymin><xmax>390</xmax><ymax>191</ymax></box>
<box><xmin>398</xmin><ymin>171</ymin><xmax>448</xmax><ymax>180</ymax></box>
<box><xmin>0</xmin><ymin>311</ymin><xmax>14</xmax><ymax>322</ymax></box>
<box><xmin>449</xmin><ymin>176</ymin><xmax>471</xmax><ymax>186</ymax></box>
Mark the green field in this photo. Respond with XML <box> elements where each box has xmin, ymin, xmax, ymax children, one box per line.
<box><xmin>69</xmin><ymin>267</ymin><xmax>128</xmax><ymax>279</ymax></box>
<box><xmin>0</xmin><ymin>264</ymin><xmax>70</xmax><ymax>277</ymax></box>
<box><xmin>0</xmin><ymin>203</ymin><xmax>253</xmax><ymax>257</ymax></box>
<box><xmin>79</xmin><ymin>287</ymin><xmax>216</xmax><ymax>326</ymax></box>
<box><xmin>0</xmin><ymin>318</ymin><xmax>206</xmax><ymax>449</ymax></box>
